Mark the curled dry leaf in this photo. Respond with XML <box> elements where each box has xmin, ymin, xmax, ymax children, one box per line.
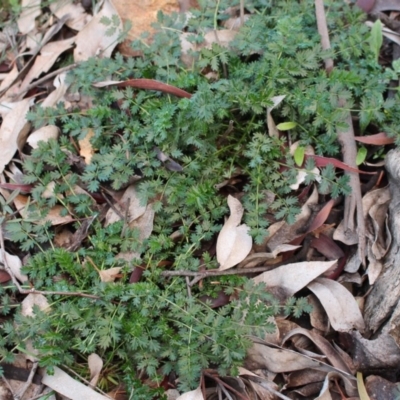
<box><xmin>27</xmin><ymin>125</ymin><xmax>60</xmax><ymax>148</ymax></box>
<box><xmin>88</xmin><ymin>353</ymin><xmax>103</xmax><ymax>388</ymax></box>
<box><xmin>0</xmin><ymin>99</ymin><xmax>31</xmax><ymax>174</ymax></box>
<box><xmin>216</xmin><ymin>195</ymin><xmax>252</xmax><ymax>271</ymax></box>
<box><xmin>282</xmin><ymin>328</ymin><xmax>352</xmax><ymax>374</ymax></box>
<box><xmin>315</xmin><ymin>371</ymin><xmax>358</xmax><ymax>400</ymax></box>
<box><xmin>252</xmin><ymin>260</ymin><xmax>337</xmax><ymax>298</ymax></box>
<box><xmin>41</xmin><ymin>73</ymin><xmax>71</xmax><ymax>108</ymax></box>
<box><xmin>176</xmin><ymin>386</ymin><xmax>204</xmax><ymax>400</ymax></box>
<box><xmin>307</xmin><ymin>277</ymin><xmax>365</xmax><ymax>332</ymax></box>
<box><xmin>74</xmin><ymin>0</ymin><xmax>122</xmax><ymax>62</ymax></box>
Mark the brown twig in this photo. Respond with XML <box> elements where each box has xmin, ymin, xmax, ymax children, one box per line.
<box><xmin>22</xmin><ymin>63</ymin><xmax>77</xmax><ymax>94</ymax></box>
<box><xmin>314</xmin><ymin>0</ymin><xmax>366</xmax><ymax>264</ymax></box>
<box><xmin>16</xmin><ymin>361</ymin><xmax>38</xmax><ymax>399</ymax></box>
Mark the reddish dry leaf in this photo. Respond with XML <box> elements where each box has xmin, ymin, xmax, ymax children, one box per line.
<box><xmin>310</xmin><ymin>234</ymin><xmax>345</xmax><ymax>260</ymax></box>
<box><xmin>306</xmin><ymin>155</ymin><xmax>375</xmax><ymax>175</ymax></box>
<box><xmin>307</xmin><ymin>199</ymin><xmax>335</xmax><ymax>234</ymax></box>
<box><xmin>0</xmin><ymin>269</ymin><xmax>11</xmax><ymax>283</ymax></box>
<box><xmin>356</xmin><ymin>0</ymin><xmax>376</xmax><ymax>12</ymax></box>
<box><xmin>93</xmin><ymin>79</ymin><xmax>192</xmax><ymax>99</ymax></box>
<box><xmin>0</xmin><ymin>183</ymin><xmax>33</xmax><ymax>192</ymax></box>
<box><xmin>354</xmin><ymin>132</ymin><xmax>394</xmax><ymax>145</ymax></box>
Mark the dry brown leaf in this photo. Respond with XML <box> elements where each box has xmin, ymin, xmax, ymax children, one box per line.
<box><xmin>14</xmin><ymin>194</ymin><xmax>74</xmax><ymax>225</ymax></box>
<box><xmin>17</xmin><ymin>0</ymin><xmax>41</xmax><ymax>34</ymax></box>
<box><xmin>105</xmin><ymin>184</ymin><xmax>146</xmax><ymax>226</ymax></box>
<box><xmin>0</xmin><ymin>98</ymin><xmax>31</xmax><ymax>174</ymax></box>
<box><xmin>245</xmin><ymin>343</ymin><xmax>323</xmax><ymax>372</ymax></box>
<box><xmin>216</xmin><ymin>195</ymin><xmax>252</xmax><ymax>271</ymax></box>
<box><xmin>239</xmin><ymin>244</ymin><xmax>300</xmax><ymax>268</ymax></box>
<box><xmin>282</xmin><ymin>328</ymin><xmax>352</xmax><ymax>374</ymax></box>
<box><xmin>79</xmin><ymin>128</ymin><xmax>95</xmax><ymax>164</ymax></box>
<box><xmin>19</xmin><ymin>37</ymin><xmax>75</xmax><ymax>95</ymax></box>
<box><xmin>315</xmin><ymin>372</ymin><xmax>357</xmax><ymax>399</ymax></box>
<box><xmin>27</xmin><ymin>125</ymin><xmax>60</xmax><ymax>148</ymax></box>
<box><xmin>307</xmin><ymin>277</ymin><xmax>365</xmax><ymax>332</ymax></box>
<box><xmin>0</xmin><ymin>250</ymin><xmax>27</xmax><ymax>282</ymax></box>
<box><xmin>253</xmin><ymin>260</ymin><xmax>337</xmax><ymax>298</ymax></box>
<box><xmin>265</xmin><ymin>186</ymin><xmax>319</xmax><ymax>251</ymax></box>
<box><xmin>74</xmin><ymin>0</ymin><xmax>122</xmax><ymax>62</ymax></box>
<box><xmin>176</xmin><ymin>386</ymin><xmax>204</xmax><ymax>400</ymax></box>
<box><xmin>50</xmin><ymin>0</ymin><xmax>91</xmax><ymax>31</ymax></box>
<box><xmin>88</xmin><ymin>353</ymin><xmax>103</xmax><ymax>388</ymax></box>
<box><xmin>99</xmin><ymin>267</ymin><xmax>122</xmax><ymax>282</ymax></box>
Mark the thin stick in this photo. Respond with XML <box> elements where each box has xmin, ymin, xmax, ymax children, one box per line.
<box><xmin>17</xmin><ymin>361</ymin><xmax>38</xmax><ymax>399</ymax></box>
<box><xmin>314</xmin><ymin>0</ymin><xmax>366</xmax><ymax>264</ymax></box>
<box><xmin>22</xmin><ymin>63</ymin><xmax>77</xmax><ymax>94</ymax></box>
<box><xmin>315</xmin><ymin>0</ymin><xmax>333</xmax><ymax>73</ymax></box>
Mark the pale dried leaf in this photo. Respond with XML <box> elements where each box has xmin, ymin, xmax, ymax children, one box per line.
<box><xmin>203</xmin><ymin>29</ymin><xmax>237</xmax><ymax>48</ymax></box>
<box><xmin>74</xmin><ymin>0</ymin><xmax>122</xmax><ymax>62</ymax></box>
<box><xmin>21</xmin><ymin>293</ymin><xmax>50</xmax><ymax>316</ymax></box>
<box><xmin>88</xmin><ymin>353</ymin><xmax>103</xmax><ymax>388</ymax></box>
<box><xmin>217</xmin><ymin>195</ymin><xmax>252</xmax><ymax>271</ymax></box>
<box><xmin>129</xmin><ymin>203</ymin><xmax>155</xmax><ymax>240</ymax></box>
<box><xmin>18</xmin><ymin>0</ymin><xmax>41</xmax><ymax>34</ymax></box>
<box><xmin>245</xmin><ymin>343</ymin><xmax>322</xmax><ymax>372</ymax></box>
<box><xmin>14</xmin><ymin>194</ymin><xmax>74</xmax><ymax>225</ymax></box>
<box><xmin>50</xmin><ymin>0</ymin><xmax>91</xmax><ymax>31</ymax></box>
<box><xmin>0</xmin><ymin>99</ymin><xmax>31</xmax><ymax>174</ymax></box>
<box><xmin>0</xmin><ymin>250</ymin><xmax>27</xmax><ymax>282</ymax></box>
<box><xmin>41</xmin><ymin>73</ymin><xmax>71</xmax><ymax>108</ymax></box>
<box><xmin>176</xmin><ymin>386</ymin><xmax>204</xmax><ymax>400</ymax></box>
<box><xmin>42</xmin><ymin>366</ymin><xmax>110</xmax><ymax>400</ymax></box>
<box><xmin>267</xmin><ymin>95</ymin><xmax>286</xmax><ymax>138</ymax></box>
<box><xmin>307</xmin><ymin>277</ymin><xmax>365</xmax><ymax>332</ymax></box>
<box><xmin>99</xmin><ymin>267</ymin><xmax>122</xmax><ymax>282</ymax></box>
<box><xmin>19</xmin><ymin>38</ymin><xmax>75</xmax><ymax>94</ymax></box>
<box><xmin>79</xmin><ymin>128</ymin><xmax>95</xmax><ymax>164</ymax></box>
<box><xmin>105</xmin><ymin>184</ymin><xmax>146</xmax><ymax>226</ymax></box>
<box><xmin>253</xmin><ymin>260</ymin><xmax>337</xmax><ymax>298</ymax></box>
<box><xmin>27</xmin><ymin>125</ymin><xmax>60</xmax><ymax>148</ymax></box>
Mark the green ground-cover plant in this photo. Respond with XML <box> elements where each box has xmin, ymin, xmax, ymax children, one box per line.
<box><xmin>1</xmin><ymin>0</ymin><xmax>400</xmax><ymax>396</ymax></box>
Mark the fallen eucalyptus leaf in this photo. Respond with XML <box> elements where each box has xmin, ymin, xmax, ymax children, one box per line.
<box><xmin>217</xmin><ymin>195</ymin><xmax>252</xmax><ymax>271</ymax></box>
<box><xmin>307</xmin><ymin>277</ymin><xmax>365</xmax><ymax>332</ymax></box>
